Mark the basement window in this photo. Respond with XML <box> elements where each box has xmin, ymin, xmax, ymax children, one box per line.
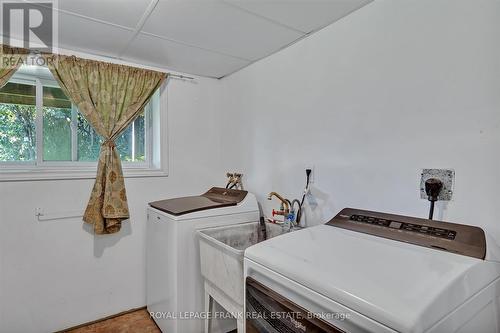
<box><xmin>0</xmin><ymin>65</ymin><xmax>167</xmax><ymax>181</ymax></box>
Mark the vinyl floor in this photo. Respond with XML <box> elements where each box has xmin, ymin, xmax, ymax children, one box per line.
<box><xmin>64</xmin><ymin>309</ymin><xmax>161</xmax><ymax>333</ymax></box>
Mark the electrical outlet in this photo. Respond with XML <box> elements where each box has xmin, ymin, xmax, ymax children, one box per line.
<box><xmin>420</xmin><ymin>169</ymin><xmax>454</xmax><ymax>201</ymax></box>
<box><xmin>306</xmin><ymin>165</ymin><xmax>315</xmax><ymax>184</ymax></box>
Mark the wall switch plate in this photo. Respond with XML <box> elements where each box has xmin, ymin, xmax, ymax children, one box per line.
<box><xmin>420</xmin><ymin>169</ymin><xmax>454</xmax><ymax>201</ymax></box>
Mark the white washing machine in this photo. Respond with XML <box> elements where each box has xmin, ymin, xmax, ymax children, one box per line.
<box><xmin>244</xmin><ymin>208</ymin><xmax>500</xmax><ymax>333</ymax></box>
<box><xmin>147</xmin><ymin>187</ymin><xmax>259</xmax><ymax>333</ymax></box>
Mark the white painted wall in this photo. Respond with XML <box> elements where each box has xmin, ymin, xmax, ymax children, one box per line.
<box><xmin>3</xmin><ymin>1</ymin><xmax>500</xmax><ymax>331</ymax></box>
<box><xmin>219</xmin><ymin>0</ymin><xmax>500</xmax><ymax>259</ymax></box>
<box><xmin>0</xmin><ymin>76</ymin><xmax>223</xmax><ymax>332</ymax></box>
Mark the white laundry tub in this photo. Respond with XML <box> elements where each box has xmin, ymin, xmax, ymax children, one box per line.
<box><xmin>197</xmin><ymin>221</ymin><xmax>288</xmax><ymax>332</ymax></box>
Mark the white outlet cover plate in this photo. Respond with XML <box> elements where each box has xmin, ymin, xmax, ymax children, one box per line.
<box><xmin>420</xmin><ymin>169</ymin><xmax>454</xmax><ymax>201</ymax></box>
<box><xmin>306</xmin><ymin>165</ymin><xmax>314</xmax><ymax>184</ymax></box>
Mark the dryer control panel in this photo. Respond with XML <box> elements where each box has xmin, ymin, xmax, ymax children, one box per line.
<box><xmin>327</xmin><ymin>208</ymin><xmax>486</xmax><ymax>259</ymax></box>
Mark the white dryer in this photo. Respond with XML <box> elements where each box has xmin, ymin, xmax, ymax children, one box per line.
<box><xmin>244</xmin><ymin>208</ymin><xmax>500</xmax><ymax>333</ymax></box>
<box><xmin>147</xmin><ymin>187</ymin><xmax>259</xmax><ymax>333</ymax></box>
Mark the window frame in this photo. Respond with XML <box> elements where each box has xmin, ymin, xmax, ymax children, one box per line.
<box><xmin>0</xmin><ymin>72</ymin><xmax>168</xmax><ymax>181</ymax></box>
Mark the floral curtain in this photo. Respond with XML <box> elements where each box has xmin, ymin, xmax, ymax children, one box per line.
<box><xmin>0</xmin><ymin>45</ymin><xmax>28</xmax><ymax>88</ymax></box>
<box><xmin>46</xmin><ymin>55</ymin><xmax>167</xmax><ymax>234</ymax></box>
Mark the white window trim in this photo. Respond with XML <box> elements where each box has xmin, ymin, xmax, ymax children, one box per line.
<box><xmin>0</xmin><ymin>78</ymin><xmax>169</xmax><ymax>182</ymax></box>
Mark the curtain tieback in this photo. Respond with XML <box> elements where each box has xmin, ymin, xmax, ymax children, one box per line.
<box><xmin>102</xmin><ymin>140</ymin><xmax>116</xmax><ymax>148</ymax></box>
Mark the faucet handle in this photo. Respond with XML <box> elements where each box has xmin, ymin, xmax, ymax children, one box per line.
<box><xmin>272</xmin><ymin>209</ymin><xmax>286</xmax><ymax>217</ymax></box>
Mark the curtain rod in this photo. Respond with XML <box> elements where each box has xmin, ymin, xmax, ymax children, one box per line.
<box><xmin>169</xmin><ymin>73</ymin><xmax>195</xmax><ymax>80</ymax></box>
<box><xmin>23</xmin><ymin>50</ymin><xmax>195</xmax><ymax>81</ymax></box>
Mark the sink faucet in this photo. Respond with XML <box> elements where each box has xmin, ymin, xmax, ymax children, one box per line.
<box><xmin>267</xmin><ymin>192</ymin><xmax>290</xmax><ymax>216</ymax></box>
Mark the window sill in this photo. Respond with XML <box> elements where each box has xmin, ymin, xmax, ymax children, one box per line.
<box><xmin>0</xmin><ymin>166</ymin><xmax>168</xmax><ymax>182</ymax></box>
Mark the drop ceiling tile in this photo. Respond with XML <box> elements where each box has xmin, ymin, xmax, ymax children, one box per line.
<box><xmin>56</xmin><ymin>0</ymin><xmax>152</xmax><ymax>28</ymax></box>
<box><xmin>58</xmin><ymin>12</ymin><xmax>135</xmax><ymax>58</ymax></box>
<box><xmin>142</xmin><ymin>0</ymin><xmax>302</xmax><ymax>61</ymax></box>
<box><xmin>122</xmin><ymin>33</ymin><xmax>250</xmax><ymax>78</ymax></box>
<box><xmin>225</xmin><ymin>0</ymin><xmax>373</xmax><ymax>33</ymax></box>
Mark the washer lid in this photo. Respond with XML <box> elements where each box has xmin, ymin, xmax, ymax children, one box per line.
<box><xmin>245</xmin><ymin>224</ymin><xmax>500</xmax><ymax>333</ymax></box>
<box><xmin>149</xmin><ymin>187</ymin><xmax>247</xmax><ymax>216</ymax></box>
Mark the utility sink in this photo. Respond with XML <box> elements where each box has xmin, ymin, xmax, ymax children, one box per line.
<box><xmin>200</xmin><ymin>221</ymin><xmax>285</xmax><ymax>251</ymax></box>
<box><xmin>197</xmin><ymin>222</ymin><xmax>293</xmax><ymax>314</ymax></box>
